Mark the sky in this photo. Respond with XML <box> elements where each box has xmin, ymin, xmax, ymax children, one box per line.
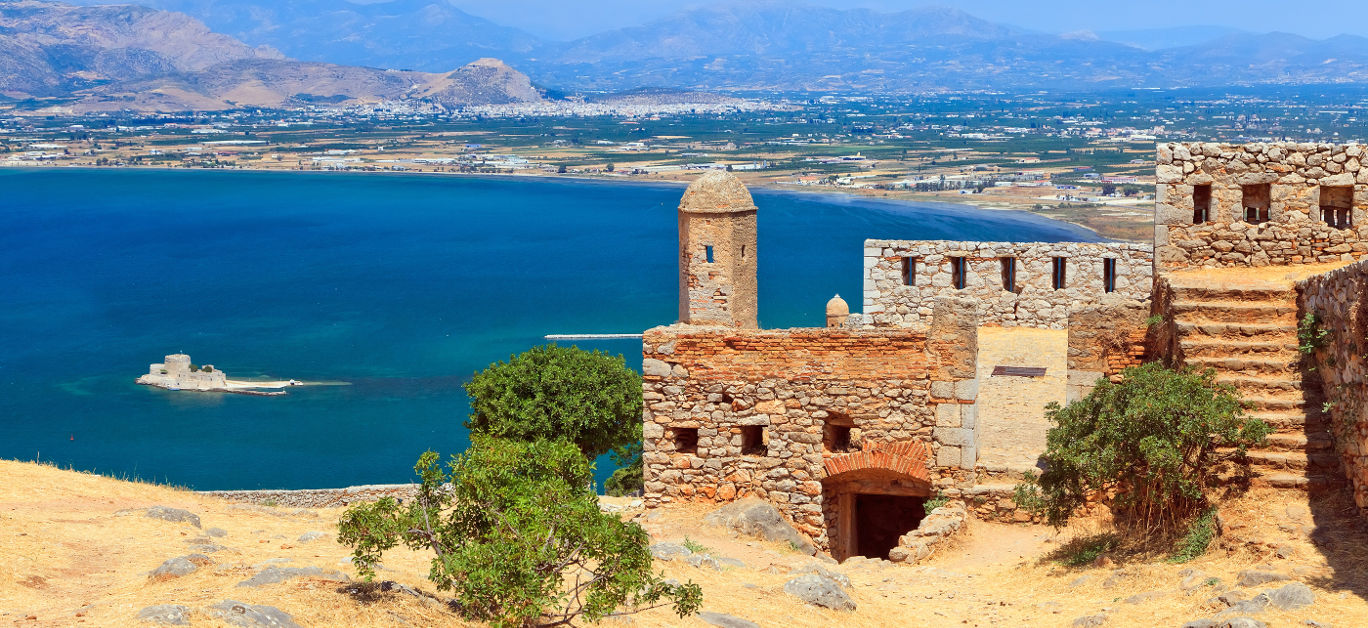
<box><xmin>445</xmin><ymin>0</ymin><xmax>1368</xmax><ymax>41</ymax></box>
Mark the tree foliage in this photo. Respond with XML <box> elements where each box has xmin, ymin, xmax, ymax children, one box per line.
<box><xmin>604</xmin><ymin>441</ymin><xmax>643</xmax><ymax>497</ymax></box>
<box><xmin>1015</xmin><ymin>363</ymin><xmax>1269</xmax><ymax>542</ymax></box>
<box><xmin>464</xmin><ymin>345</ymin><xmax>642</xmax><ymax>460</ymax></box>
<box><xmin>337</xmin><ymin>438</ymin><xmax>702</xmax><ymax>627</ymax></box>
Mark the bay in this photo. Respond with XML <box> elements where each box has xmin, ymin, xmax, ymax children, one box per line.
<box><xmin>0</xmin><ymin>168</ymin><xmax>1100</xmax><ymax>489</ymax></box>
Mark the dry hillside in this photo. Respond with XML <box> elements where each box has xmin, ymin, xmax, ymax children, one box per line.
<box><xmin>1</xmin><ymin>459</ymin><xmax>1366</xmax><ymax>627</ymax></box>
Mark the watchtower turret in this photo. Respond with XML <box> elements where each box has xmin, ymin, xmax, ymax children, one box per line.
<box><xmin>677</xmin><ymin>170</ymin><xmax>758</xmax><ymax>328</ymax></box>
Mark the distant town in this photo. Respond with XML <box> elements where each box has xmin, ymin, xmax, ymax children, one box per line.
<box><xmin>6</xmin><ymin>85</ymin><xmax>1367</xmax><ymax>241</ymax></box>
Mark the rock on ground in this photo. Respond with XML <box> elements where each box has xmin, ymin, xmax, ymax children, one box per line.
<box><xmin>783</xmin><ymin>574</ymin><xmax>856</xmax><ymax>611</ymax></box>
<box><xmin>137</xmin><ymin>604</ymin><xmax>190</xmax><ymax>625</ymax></box>
<box><xmin>703</xmin><ymin>498</ymin><xmax>815</xmax><ymax>554</ymax></box>
<box><xmin>1236</xmin><ymin>570</ymin><xmax>1289</xmax><ymax>587</ymax></box>
<box><xmin>698</xmin><ymin>611</ymin><xmax>760</xmax><ymax>628</ymax></box>
<box><xmin>1268</xmin><ymin>582</ymin><xmax>1315</xmax><ymax>610</ymax></box>
<box><xmin>209</xmin><ymin>600</ymin><xmax>302</xmax><ymax>628</ymax></box>
<box><xmin>1182</xmin><ymin>618</ymin><xmax>1268</xmax><ymax>628</ymax></box>
<box><xmin>150</xmin><ymin>557</ymin><xmax>199</xmax><ymax>579</ymax></box>
<box><xmin>145</xmin><ymin>506</ymin><xmax>201</xmax><ymax>528</ymax></box>
<box><xmin>297</xmin><ymin>531</ymin><xmax>327</xmax><ymax>543</ymax></box>
<box><xmin>649</xmin><ymin>542</ymin><xmax>692</xmax><ymax>561</ymax></box>
<box><xmin>1072</xmin><ymin>615</ymin><xmax>1106</xmax><ymax>628</ymax></box>
<box><xmin>236</xmin><ymin>566</ymin><xmax>349</xmax><ymax>588</ymax></box>
<box><xmin>794</xmin><ymin>563</ymin><xmax>851</xmax><ymax>588</ymax></box>
<box><xmin>206</xmin><ymin>527</ymin><xmax>228</xmax><ymax>538</ymax></box>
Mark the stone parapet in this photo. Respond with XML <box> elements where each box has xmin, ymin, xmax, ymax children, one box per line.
<box><xmin>1156</xmin><ymin>141</ymin><xmax>1368</xmax><ymax>271</ymax></box>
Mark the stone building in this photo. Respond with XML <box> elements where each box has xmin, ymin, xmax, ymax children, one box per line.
<box><xmin>644</xmin><ymin>144</ymin><xmax>1368</xmax><ymax>563</ymax></box>
<box><xmin>137</xmin><ymin>354</ymin><xmax>227</xmax><ymax>391</ymax></box>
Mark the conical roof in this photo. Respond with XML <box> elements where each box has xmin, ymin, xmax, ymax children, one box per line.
<box><xmin>679</xmin><ymin>170</ymin><xmax>756</xmax><ymax>213</ymax></box>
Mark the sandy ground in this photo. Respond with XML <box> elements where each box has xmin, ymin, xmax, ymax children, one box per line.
<box><xmin>3</xmin><ymin>460</ymin><xmax>1366</xmax><ymax>627</ymax></box>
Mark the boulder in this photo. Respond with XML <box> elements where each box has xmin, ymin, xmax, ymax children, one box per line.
<box><xmin>649</xmin><ymin>542</ymin><xmax>692</xmax><ymax>561</ymax></box>
<box><xmin>297</xmin><ymin>531</ymin><xmax>327</xmax><ymax>543</ymax></box>
<box><xmin>1267</xmin><ymin>582</ymin><xmax>1314</xmax><ymax>610</ymax></box>
<box><xmin>236</xmin><ymin>566</ymin><xmax>349</xmax><ymax>588</ymax></box>
<box><xmin>145</xmin><ymin>507</ymin><xmax>201</xmax><ymax>528</ymax></box>
<box><xmin>1182</xmin><ymin>619</ymin><xmax>1267</xmax><ymax>628</ymax></box>
<box><xmin>208</xmin><ymin>600</ymin><xmax>301</xmax><ymax>628</ymax></box>
<box><xmin>206</xmin><ymin>527</ymin><xmax>228</xmax><ymax>538</ymax></box>
<box><xmin>137</xmin><ymin>604</ymin><xmax>190</xmax><ymax>625</ymax></box>
<box><xmin>703</xmin><ymin>498</ymin><xmax>814</xmax><ymax>554</ymax></box>
<box><xmin>150</xmin><ymin>557</ymin><xmax>198</xmax><ymax>579</ymax></box>
<box><xmin>1236</xmin><ymin>570</ymin><xmax>1289</xmax><ymax>587</ymax></box>
<box><xmin>1072</xmin><ymin>615</ymin><xmax>1106</xmax><ymax>628</ymax></box>
<box><xmin>698</xmin><ymin>611</ymin><xmax>760</xmax><ymax>628</ymax></box>
<box><xmin>794</xmin><ymin>563</ymin><xmax>851</xmax><ymax>587</ymax></box>
<box><xmin>783</xmin><ymin>574</ymin><xmax>856</xmax><ymax>611</ymax></box>
<box><xmin>688</xmin><ymin>554</ymin><xmax>721</xmax><ymax>571</ymax></box>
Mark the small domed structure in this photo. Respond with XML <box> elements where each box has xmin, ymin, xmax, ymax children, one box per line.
<box><xmin>679</xmin><ymin>170</ymin><xmax>757</xmax><ymax>213</ymax></box>
<box><xmin>826</xmin><ymin>294</ymin><xmax>850</xmax><ymax>328</ymax></box>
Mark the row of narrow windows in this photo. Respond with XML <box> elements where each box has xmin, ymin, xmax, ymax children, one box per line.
<box><xmin>668</xmin><ymin>422</ymin><xmax>856</xmax><ymax>456</ymax></box>
<box><xmin>900</xmin><ymin>256</ymin><xmax>1117</xmax><ymax>293</ymax></box>
<box><xmin>1191</xmin><ymin>183</ymin><xmax>1353</xmax><ymax>229</ymax></box>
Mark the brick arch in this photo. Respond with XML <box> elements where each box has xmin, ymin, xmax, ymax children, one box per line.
<box><xmin>821</xmin><ymin>441</ymin><xmax>931</xmax><ymax>484</ymax></box>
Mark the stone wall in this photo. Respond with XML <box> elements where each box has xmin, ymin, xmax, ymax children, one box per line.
<box><xmin>862</xmin><ymin>240</ymin><xmax>1153</xmax><ymax>330</ymax></box>
<box><xmin>201</xmin><ymin>484</ymin><xmax>419</xmax><ymax>508</ymax></box>
<box><xmin>640</xmin><ymin>309</ymin><xmax>980</xmax><ymax>552</ymax></box>
<box><xmin>1156</xmin><ymin>142</ymin><xmax>1368</xmax><ymax>272</ymax></box>
<box><xmin>1297</xmin><ymin>259</ymin><xmax>1368</xmax><ymax>508</ymax></box>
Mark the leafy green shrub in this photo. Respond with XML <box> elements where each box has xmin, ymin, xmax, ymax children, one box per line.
<box><xmin>337</xmin><ymin>438</ymin><xmax>701</xmax><ymax>627</ymax></box>
<box><xmin>604</xmin><ymin>442</ymin><xmax>643</xmax><ymax>497</ymax></box>
<box><xmin>924</xmin><ymin>490</ymin><xmax>949</xmax><ymax>512</ymax></box>
<box><xmin>681</xmin><ymin>537</ymin><xmax>708</xmax><ymax>554</ymax></box>
<box><xmin>1298</xmin><ymin>312</ymin><xmax>1330</xmax><ymax>356</ymax></box>
<box><xmin>465</xmin><ymin>345</ymin><xmax>642</xmax><ymax>460</ymax></box>
<box><xmin>1049</xmin><ymin>534</ymin><xmax>1119</xmax><ymax>567</ymax></box>
<box><xmin>1015</xmin><ymin>363</ymin><xmax>1268</xmax><ymax>544</ymax></box>
<box><xmin>1169</xmin><ymin>507</ymin><xmax>1218</xmax><ymax>563</ymax></box>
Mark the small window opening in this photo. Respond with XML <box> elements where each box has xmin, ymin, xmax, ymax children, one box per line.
<box><xmin>740</xmin><ymin>426</ymin><xmax>765</xmax><ymax>456</ymax></box>
<box><xmin>1193</xmin><ymin>184</ymin><xmax>1212</xmax><ymax>224</ymax></box>
<box><xmin>951</xmin><ymin>257</ymin><xmax>967</xmax><ymax>290</ymax></box>
<box><xmin>704</xmin><ymin>245</ymin><xmax>714</xmax><ymax>263</ymax></box>
<box><xmin>1052</xmin><ymin>257</ymin><xmax>1067</xmax><ymax>290</ymax></box>
<box><xmin>1321</xmin><ymin>186</ymin><xmax>1353</xmax><ymax>229</ymax></box>
<box><xmin>901</xmin><ymin>256</ymin><xmax>918</xmax><ymax>286</ymax></box>
<box><xmin>1242</xmin><ymin>184</ymin><xmax>1271</xmax><ymax>224</ymax></box>
<box><xmin>1103</xmin><ymin>258</ymin><xmax>1117</xmax><ymax>293</ymax></box>
<box><xmin>824</xmin><ymin>412</ymin><xmax>855</xmax><ymax>453</ymax></box>
<box><xmin>672</xmin><ymin>427</ymin><xmax>698</xmax><ymax>454</ymax></box>
<box><xmin>741</xmin><ymin>244</ymin><xmax>746</xmax><ymax>259</ymax></box>
<box><xmin>1000</xmin><ymin>257</ymin><xmax>1016</xmax><ymax>292</ymax></box>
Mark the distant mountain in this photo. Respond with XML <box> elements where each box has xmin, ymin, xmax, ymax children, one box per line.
<box><xmin>1096</xmin><ymin>26</ymin><xmax>1247</xmax><ymax>50</ymax></box>
<box><xmin>104</xmin><ymin>0</ymin><xmax>542</xmax><ymax>71</ymax></box>
<box><xmin>0</xmin><ymin>0</ymin><xmax>281</xmax><ymax>98</ymax></box>
<box><xmin>1</xmin><ymin>1</ymin><xmax>547</xmax><ymax>112</ymax></box>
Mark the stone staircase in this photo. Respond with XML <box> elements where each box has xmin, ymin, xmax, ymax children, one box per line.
<box><xmin>1168</xmin><ymin>282</ymin><xmax>1343</xmax><ymax>491</ymax></box>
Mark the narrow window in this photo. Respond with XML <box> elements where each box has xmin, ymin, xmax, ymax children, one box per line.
<box><xmin>824</xmin><ymin>423</ymin><xmax>852</xmax><ymax>453</ymax></box>
<box><xmin>1052</xmin><ymin>257</ymin><xmax>1067</xmax><ymax>290</ymax></box>
<box><xmin>672</xmin><ymin>427</ymin><xmax>698</xmax><ymax>454</ymax></box>
<box><xmin>1242</xmin><ymin>184</ymin><xmax>1271</xmax><ymax>224</ymax></box>
<box><xmin>1000</xmin><ymin>257</ymin><xmax>1015</xmax><ymax>292</ymax></box>
<box><xmin>1321</xmin><ymin>186</ymin><xmax>1353</xmax><ymax>230</ymax></box>
<box><xmin>1103</xmin><ymin>258</ymin><xmax>1117</xmax><ymax>293</ymax></box>
<box><xmin>1193</xmin><ymin>184</ymin><xmax>1212</xmax><ymax>224</ymax></box>
<box><xmin>901</xmin><ymin>256</ymin><xmax>917</xmax><ymax>286</ymax></box>
<box><xmin>951</xmin><ymin>257</ymin><xmax>967</xmax><ymax>290</ymax></box>
<box><xmin>740</xmin><ymin>426</ymin><xmax>765</xmax><ymax>456</ymax></box>
<box><xmin>704</xmin><ymin>245</ymin><xmax>714</xmax><ymax>263</ymax></box>
<box><xmin>741</xmin><ymin>244</ymin><xmax>746</xmax><ymax>259</ymax></box>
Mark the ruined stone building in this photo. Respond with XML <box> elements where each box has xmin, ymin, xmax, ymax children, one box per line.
<box><xmin>642</xmin><ymin>145</ymin><xmax>1368</xmax><ymax>563</ymax></box>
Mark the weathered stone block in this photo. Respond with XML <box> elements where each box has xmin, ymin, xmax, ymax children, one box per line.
<box><xmin>934</xmin><ymin>427</ymin><xmax>973</xmax><ymax>447</ymax></box>
<box><xmin>936</xmin><ymin>445</ymin><xmax>961</xmax><ymax>468</ymax></box>
<box><xmin>934</xmin><ymin>403</ymin><xmax>960</xmax><ymax>428</ymax></box>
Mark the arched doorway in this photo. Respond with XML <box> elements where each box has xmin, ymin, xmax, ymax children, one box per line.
<box><xmin>821</xmin><ymin>443</ymin><xmax>933</xmax><ymax>562</ymax></box>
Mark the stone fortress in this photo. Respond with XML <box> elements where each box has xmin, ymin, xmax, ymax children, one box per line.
<box><xmin>641</xmin><ymin>146</ymin><xmax>1368</xmax><ymax>564</ymax></box>
<box><xmin>138</xmin><ymin>354</ymin><xmax>228</xmax><ymax>391</ymax></box>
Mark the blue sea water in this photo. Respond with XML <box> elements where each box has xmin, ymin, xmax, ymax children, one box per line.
<box><xmin>0</xmin><ymin>169</ymin><xmax>1101</xmax><ymax>490</ymax></box>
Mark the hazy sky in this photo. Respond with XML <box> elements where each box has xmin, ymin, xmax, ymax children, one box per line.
<box><xmin>446</xmin><ymin>0</ymin><xmax>1368</xmax><ymax>41</ymax></box>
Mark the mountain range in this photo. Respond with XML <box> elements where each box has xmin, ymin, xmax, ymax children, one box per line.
<box><xmin>11</xmin><ymin>0</ymin><xmax>1368</xmax><ymax>112</ymax></box>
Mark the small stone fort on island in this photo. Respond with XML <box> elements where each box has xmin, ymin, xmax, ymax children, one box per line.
<box><xmin>137</xmin><ymin>354</ymin><xmax>300</xmax><ymax>395</ymax></box>
<box><xmin>640</xmin><ymin>144</ymin><xmax>1368</xmax><ymax>564</ymax></box>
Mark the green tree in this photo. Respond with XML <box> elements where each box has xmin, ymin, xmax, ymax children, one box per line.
<box><xmin>338</xmin><ymin>438</ymin><xmax>701</xmax><ymax>627</ymax></box>
<box><xmin>1015</xmin><ymin>363</ymin><xmax>1269</xmax><ymax>543</ymax></box>
<box><xmin>604</xmin><ymin>441</ymin><xmax>643</xmax><ymax>497</ymax></box>
<box><xmin>464</xmin><ymin>345</ymin><xmax>642</xmax><ymax>460</ymax></box>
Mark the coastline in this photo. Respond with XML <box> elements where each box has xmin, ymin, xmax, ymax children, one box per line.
<box><xmin>0</xmin><ymin>163</ymin><xmax>1117</xmax><ymax>240</ymax></box>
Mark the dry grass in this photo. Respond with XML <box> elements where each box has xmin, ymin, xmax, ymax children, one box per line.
<box><xmin>2</xmin><ymin>460</ymin><xmax>1366</xmax><ymax>626</ymax></box>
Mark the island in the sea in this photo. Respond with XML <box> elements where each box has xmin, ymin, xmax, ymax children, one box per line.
<box><xmin>136</xmin><ymin>354</ymin><xmax>301</xmax><ymax>396</ymax></box>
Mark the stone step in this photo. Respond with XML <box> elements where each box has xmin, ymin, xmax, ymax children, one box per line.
<box><xmin>1180</xmin><ymin>339</ymin><xmax>1298</xmax><ymax>358</ymax></box>
<box><xmin>1243</xmin><ymin>397</ymin><xmax>1321</xmax><ymax>413</ymax></box>
<box><xmin>1252</xmin><ymin>471</ymin><xmax>1344</xmax><ymax>492</ymax></box>
<box><xmin>1214</xmin><ymin>374</ymin><xmax>1305</xmax><ymax>392</ymax></box>
<box><xmin>1175</xmin><ymin>321</ymin><xmax>1296</xmax><ymax>341</ymax></box>
<box><xmin>1185</xmin><ymin>356</ymin><xmax>1300</xmax><ymax>376</ymax></box>
<box><xmin>1170</xmin><ymin>285</ymin><xmax>1297</xmax><ymax>303</ymax></box>
<box><xmin>1249</xmin><ymin>410</ymin><xmax>1329</xmax><ymax>431</ymax></box>
<box><xmin>1170</xmin><ymin>302</ymin><xmax>1298</xmax><ymax>324</ymax></box>
<box><xmin>1244</xmin><ymin>450</ymin><xmax>1341</xmax><ymax>472</ymax></box>
<box><xmin>1262</xmin><ymin>432</ymin><xmax>1335</xmax><ymax>452</ymax></box>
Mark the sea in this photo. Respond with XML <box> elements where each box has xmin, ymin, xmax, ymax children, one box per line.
<box><xmin>0</xmin><ymin>168</ymin><xmax>1102</xmax><ymax>490</ymax></box>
